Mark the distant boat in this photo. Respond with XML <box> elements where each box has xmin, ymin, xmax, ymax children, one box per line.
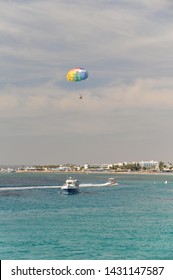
<box><xmin>107</xmin><ymin>178</ymin><xmax>118</xmax><ymax>186</ymax></box>
<box><xmin>61</xmin><ymin>177</ymin><xmax>80</xmax><ymax>194</ymax></box>
<box><xmin>164</xmin><ymin>180</ymin><xmax>168</xmax><ymax>184</ymax></box>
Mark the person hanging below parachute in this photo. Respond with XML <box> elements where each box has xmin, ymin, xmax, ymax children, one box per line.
<box><xmin>66</xmin><ymin>68</ymin><xmax>89</xmax><ymax>99</ymax></box>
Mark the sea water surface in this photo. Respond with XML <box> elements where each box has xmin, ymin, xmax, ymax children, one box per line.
<box><xmin>0</xmin><ymin>172</ymin><xmax>173</xmax><ymax>260</ymax></box>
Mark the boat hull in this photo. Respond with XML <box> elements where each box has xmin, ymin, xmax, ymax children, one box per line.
<box><xmin>61</xmin><ymin>188</ymin><xmax>79</xmax><ymax>195</ymax></box>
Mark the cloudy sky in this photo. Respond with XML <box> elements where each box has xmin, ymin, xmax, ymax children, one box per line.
<box><xmin>1</xmin><ymin>0</ymin><xmax>173</xmax><ymax>165</ymax></box>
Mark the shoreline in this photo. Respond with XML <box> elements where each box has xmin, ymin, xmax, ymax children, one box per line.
<box><xmin>13</xmin><ymin>170</ymin><xmax>173</xmax><ymax>175</ymax></box>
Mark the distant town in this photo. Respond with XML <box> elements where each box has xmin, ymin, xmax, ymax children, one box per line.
<box><xmin>1</xmin><ymin>160</ymin><xmax>173</xmax><ymax>173</ymax></box>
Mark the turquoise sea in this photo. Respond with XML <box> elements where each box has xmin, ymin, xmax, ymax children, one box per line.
<box><xmin>0</xmin><ymin>172</ymin><xmax>173</xmax><ymax>260</ymax></box>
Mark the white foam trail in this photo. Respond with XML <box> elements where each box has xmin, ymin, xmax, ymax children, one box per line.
<box><xmin>0</xmin><ymin>182</ymin><xmax>118</xmax><ymax>191</ymax></box>
<box><xmin>0</xmin><ymin>186</ymin><xmax>61</xmax><ymax>191</ymax></box>
<box><xmin>80</xmin><ymin>183</ymin><xmax>107</xmax><ymax>187</ymax></box>
<box><xmin>80</xmin><ymin>183</ymin><xmax>118</xmax><ymax>187</ymax></box>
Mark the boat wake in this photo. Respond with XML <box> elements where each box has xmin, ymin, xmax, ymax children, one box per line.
<box><xmin>80</xmin><ymin>182</ymin><xmax>118</xmax><ymax>187</ymax></box>
<box><xmin>0</xmin><ymin>186</ymin><xmax>61</xmax><ymax>191</ymax></box>
<box><xmin>0</xmin><ymin>182</ymin><xmax>118</xmax><ymax>192</ymax></box>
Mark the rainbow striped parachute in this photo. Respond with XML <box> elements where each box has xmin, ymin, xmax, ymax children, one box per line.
<box><xmin>66</xmin><ymin>68</ymin><xmax>88</xmax><ymax>82</ymax></box>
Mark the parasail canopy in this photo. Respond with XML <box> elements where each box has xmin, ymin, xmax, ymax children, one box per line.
<box><xmin>66</xmin><ymin>68</ymin><xmax>88</xmax><ymax>82</ymax></box>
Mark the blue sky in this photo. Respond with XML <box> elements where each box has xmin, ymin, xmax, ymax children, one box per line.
<box><xmin>1</xmin><ymin>0</ymin><xmax>173</xmax><ymax>165</ymax></box>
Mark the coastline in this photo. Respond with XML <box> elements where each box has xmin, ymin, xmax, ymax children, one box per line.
<box><xmin>14</xmin><ymin>170</ymin><xmax>173</xmax><ymax>175</ymax></box>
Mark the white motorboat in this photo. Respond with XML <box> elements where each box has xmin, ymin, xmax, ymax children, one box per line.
<box><xmin>107</xmin><ymin>177</ymin><xmax>118</xmax><ymax>186</ymax></box>
<box><xmin>61</xmin><ymin>177</ymin><xmax>80</xmax><ymax>194</ymax></box>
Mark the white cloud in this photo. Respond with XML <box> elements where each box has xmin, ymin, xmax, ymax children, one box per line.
<box><xmin>1</xmin><ymin>77</ymin><xmax>173</xmax><ymax>119</ymax></box>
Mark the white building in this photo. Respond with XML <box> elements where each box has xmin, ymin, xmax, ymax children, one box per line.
<box><xmin>139</xmin><ymin>160</ymin><xmax>159</xmax><ymax>169</ymax></box>
<box><xmin>84</xmin><ymin>163</ymin><xmax>112</xmax><ymax>170</ymax></box>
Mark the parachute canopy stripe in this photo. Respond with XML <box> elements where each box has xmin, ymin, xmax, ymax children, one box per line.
<box><xmin>66</xmin><ymin>68</ymin><xmax>88</xmax><ymax>82</ymax></box>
